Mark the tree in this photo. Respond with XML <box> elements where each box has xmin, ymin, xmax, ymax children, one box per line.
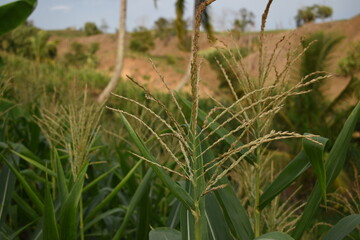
<box><xmin>233</xmin><ymin>8</ymin><xmax>255</xmax><ymax>33</ymax></box>
<box><xmin>84</xmin><ymin>22</ymin><xmax>102</xmax><ymax>36</ymax></box>
<box><xmin>153</xmin><ymin>17</ymin><xmax>176</xmax><ymax>46</ymax></box>
<box><xmin>315</xmin><ymin>5</ymin><xmax>333</xmax><ymax>21</ymax></box>
<box><xmin>129</xmin><ymin>26</ymin><xmax>155</xmax><ymax>53</ymax></box>
<box><xmin>97</xmin><ymin>0</ymin><xmax>127</xmax><ymax>103</ymax></box>
<box><xmin>295</xmin><ymin>5</ymin><xmax>333</xmax><ymax>27</ymax></box>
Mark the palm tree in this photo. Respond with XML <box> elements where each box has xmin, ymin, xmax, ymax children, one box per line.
<box><xmin>175</xmin><ymin>0</ymin><xmax>214</xmax><ymax>90</ymax></box>
<box><xmin>97</xmin><ymin>0</ymin><xmax>127</xmax><ymax>103</ymax></box>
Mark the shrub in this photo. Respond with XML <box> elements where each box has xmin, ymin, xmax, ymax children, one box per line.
<box><xmin>153</xmin><ymin>17</ymin><xmax>176</xmax><ymax>46</ymax></box>
<box><xmin>63</xmin><ymin>42</ymin><xmax>99</xmax><ymax>68</ymax></box>
<box><xmin>129</xmin><ymin>26</ymin><xmax>155</xmax><ymax>53</ymax></box>
<box><xmin>84</xmin><ymin>22</ymin><xmax>102</xmax><ymax>36</ymax></box>
<box><xmin>338</xmin><ymin>41</ymin><xmax>360</xmax><ymax>76</ymax></box>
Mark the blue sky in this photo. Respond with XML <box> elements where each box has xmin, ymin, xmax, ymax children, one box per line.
<box><xmin>1</xmin><ymin>0</ymin><xmax>360</xmax><ymax>31</ymax></box>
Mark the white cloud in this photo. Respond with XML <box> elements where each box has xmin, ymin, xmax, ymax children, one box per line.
<box><xmin>50</xmin><ymin>5</ymin><xmax>71</xmax><ymax>12</ymax></box>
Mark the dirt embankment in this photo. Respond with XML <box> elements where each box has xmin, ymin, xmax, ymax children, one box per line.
<box><xmin>53</xmin><ymin>15</ymin><xmax>360</xmax><ymax>99</ymax></box>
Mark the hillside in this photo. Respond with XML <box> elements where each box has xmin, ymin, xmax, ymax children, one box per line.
<box><xmin>52</xmin><ymin>15</ymin><xmax>360</xmax><ymax>99</ymax></box>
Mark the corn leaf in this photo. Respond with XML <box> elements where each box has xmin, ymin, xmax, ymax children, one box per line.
<box><xmin>136</xmin><ymin>181</ymin><xmax>151</xmax><ymax>240</ymax></box>
<box><xmin>201</xmin><ymin>137</ymin><xmax>253</xmax><ymax>240</ymax></box>
<box><xmin>149</xmin><ymin>228</ymin><xmax>181</xmax><ymax>240</ymax></box>
<box><xmin>0</xmin><ymin>163</ymin><xmax>16</xmax><ymax>226</ymax></box>
<box><xmin>113</xmin><ymin>169</ymin><xmax>153</xmax><ymax>240</ymax></box>
<box><xmin>323</xmin><ymin>214</ymin><xmax>360</xmax><ymax>240</ymax></box>
<box><xmin>59</xmin><ymin>164</ymin><xmax>87</xmax><ymax>240</ymax></box>
<box><xmin>3</xmin><ymin>156</ymin><xmax>43</xmax><ymax>214</ymax></box>
<box><xmin>259</xmin><ymin>135</ymin><xmax>328</xmax><ymax>210</ymax></box>
<box><xmin>166</xmin><ymin>199</ymin><xmax>181</xmax><ymax>228</ymax></box>
<box><xmin>54</xmin><ymin>149</ymin><xmax>68</xmax><ymax>206</ymax></box>
<box><xmin>0</xmin><ymin>0</ymin><xmax>37</xmax><ymax>35</ymax></box>
<box><xmin>205</xmin><ymin>193</ymin><xmax>232</xmax><ymax>240</ymax></box>
<box><xmin>43</xmin><ymin>177</ymin><xmax>59</xmax><ymax>240</ymax></box>
<box><xmin>11</xmin><ymin>150</ymin><xmax>56</xmax><ymax>177</ymax></box>
<box><xmin>292</xmin><ymin>102</ymin><xmax>360</xmax><ymax>239</ymax></box>
<box><xmin>84</xmin><ymin>208</ymin><xmax>124</xmax><ymax>232</ymax></box>
<box><xmin>254</xmin><ymin>231</ymin><xmax>295</xmax><ymax>240</ymax></box>
<box><xmin>82</xmin><ymin>165</ymin><xmax>118</xmax><ymax>193</ymax></box>
<box><xmin>303</xmin><ymin>134</ymin><xmax>328</xmax><ymax>203</ymax></box>
<box><xmin>86</xmin><ymin>159</ymin><xmax>142</xmax><ymax>219</ymax></box>
<box><xmin>259</xmin><ymin>151</ymin><xmax>309</xmax><ymax>209</ymax></box>
<box><xmin>121</xmin><ymin>114</ymin><xmax>195</xmax><ymax>211</ymax></box>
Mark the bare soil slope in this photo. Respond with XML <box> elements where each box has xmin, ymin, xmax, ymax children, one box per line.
<box><xmin>53</xmin><ymin>15</ymin><xmax>360</xmax><ymax>99</ymax></box>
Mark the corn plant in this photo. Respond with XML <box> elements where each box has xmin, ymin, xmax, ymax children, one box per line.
<box><xmin>109</xmin><ymin>0</ymin><xmax>360</xmax><ymax>239</ymax></box>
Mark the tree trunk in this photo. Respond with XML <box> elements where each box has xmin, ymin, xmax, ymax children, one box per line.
<box><xmin>97</xmin><ymin>0</ymin><xmax>127</xmax><ymax>103</ymax></box>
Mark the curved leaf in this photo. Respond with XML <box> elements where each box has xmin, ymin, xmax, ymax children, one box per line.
<box><xmin>59</xmin><ymin>164</ymin><xmax>87</xmax><ymax>240</ymax></box>
<box><xmin>201</xmin><ymin>135</ymin><xmax>253</xmax><ymax>239</ymax></box>
<box><xmin>255</xmin><ymin>231</ymin><xmax>295</xmax><ymax>240</ymax></box>
<box><xmin>121</xmin><ymin>114</ymin><xmax>195</xmax><ymax>211</ymax></box>
<box><xmin>259</xmin><ymin>151</ymin><xmax>309</xmax><ymax>209</ymax></box>
<box><xmin>43</xmin><ymin>177</ymin><xmax>59</xmax><ymax>240</ymax></box>
<box><xmin>292</xmin><ymin>102</ymin><xmax>360</xmax><ymax>239</ymax></box>
<box><xmin>112</xmin><ymin>169</ymin><xmax>153</xmax><ymax>240</ymax></box>
<box><xmin>323</xmin><ymin>214</ymin><xmax>360</xmax><ymax>240</ymax></box>
<box><xmin>303</xmin><ymin>134</ymin><xmax>328</xmax><ymax>203</ymax></box>
<box><xmin>149</xmin><ymin>228</ymin><xmax>181</xmax><ymax>240</ymax></box>
<box><xmin>0</xmin><ymin>0</ymin><xmax>37</xmax><ymax>35</ymax></box>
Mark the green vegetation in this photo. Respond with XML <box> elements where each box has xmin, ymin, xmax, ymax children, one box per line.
<box><xmin>0</xmin><ymin>1</ymin><xmax>359</xmax><ymax>240</ymax></box>
<box><xmin>153</xmin><ymin>17</ymin><xmax>176</xmax><ymax>46</ymax></box>
<box><xmin>0</xmin><ymin>22</ymin><xmax>57</xmax><ymax>62</ymax></box>
<box><xmin>62</xmin><ymin>42</ymin><xmax>99</xmax><ymax>68</ymax></box>
<box><xmin>83</xmin><ymin>22</ymin><xmax>102</xmax><ymax>36</ymax></box>
<box><xmin>295</xmin><ymin>5</ymin><xmax>333</xmax><ymax>27</ymax></box>
<box><xmin>129</xmin><ymin>26</ymin><xmax>155</xmax><ymax>53</ymax></box>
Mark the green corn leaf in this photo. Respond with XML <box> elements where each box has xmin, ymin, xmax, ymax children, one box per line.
<box><xmin>201</xmin><ymin>136</ymin><xmax>253</xmax><ymax>240</ymax></box>
<box><xmin>136</xmin><ymin>181</ymin><xmax>151</xmax><ymax>240</ymax></box>
<box><xmin>8</xmin><ymin>219</ymin><xmax>37</xmax><ymax>239</ymax></box>
<box><xmin>12</xmin><ymin>192</ymin><xmax>38</xmax><ymax>220</ymax></box>
<box><xmin>178</xmin><ymin>94</ymin><xmax>255</xmax><ymax>165</ymax></box>
<box><xmin>259</xmin><ymin>151</ymin><xmax>309</xmax><ymax>210</ymax></box>
<box><xmin>54</xmin><ymin>149</ymin><xmax>68</xmax><ymax>206</ymax></box>
<box><xmin>82</xmin><ymin>165</ymin><xmax>118</xmax><ymax>193</ymax></box>
<box><xmin>11</xmin><ymin>150</ymin><xmax>56</xmax><ymax>177</ymax></box>
<box><xmin>180</xmin><ymin>186</ymin><xmax>195</xmax><ymax>240</ymax></box>
<box><xmin>86</xmin><ymin>159</ymin><xmax>142</xmax><ymax>219</ymax></box>
<box><xmin>121</xmin><ymin>114</ymin><xmax>195</xmax><ymax>211</ymax></box>
<box><xmin>303</xmin><ymin>134</ymin><xmax>328</xmax><ymax>203</ymax></box>
<box><xmin>0</xmin><ymin>163</ymin><xmax>16</xmax><ymax>226</ymax></box>
<box><xmin>3</xmin><ymin>156</ymin><xmax>43</xmax><ymax>214</ymax></box>
<box><xmin>84</xmin><ymin>208</ymin><xmax>124</xmax><ymax>232</ymax></box>
<box><xmin>0</xmin><ymin>0</ymin><xmax>37</xmax><ymax>35</ymax></box>
<box><xmin>254</xmin><ymin>231</ymin><xmax>295</xmax><ymax>240</ymax></box>
<box><xmin>43</xmin><ymin>177</ymin><xmax>59</xmax><ymax>240</ymax></box>
<box><xmin>205</xmin><ymin>193</ymin><xmax>232</xmax><ymax>240</ymax></box>
<box><xmin>259</xmin><ymin>135</ymin><xmax>328</xmax><ymax>210</ymax></box>
<box><xmin>113</xmin><ymin>169</ymin><xmax>153</xmax><ymax>240</ymax></box>
<box><xmin>149</xmin><ymin>228</ymin><xmax>181</xmax><ymax>240</ymax></box>
<box><xmin>166</xmin><ymin>199</ymin><xmax>181</xmax><ymax>228</ymax></box>
<box><xmin>292</xmin><ymin>102</ymin><xmax>360</xmax><ymax>239</ymax></box>
<box><xmin>59</xmin><ymin>164</ymin><xmax>87</xmax><ymax>240</ymax></box>
<box><xmin>323</xmin><ymin>214</ymin><xmax>360</xmax><ymax>240</ymax></box>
